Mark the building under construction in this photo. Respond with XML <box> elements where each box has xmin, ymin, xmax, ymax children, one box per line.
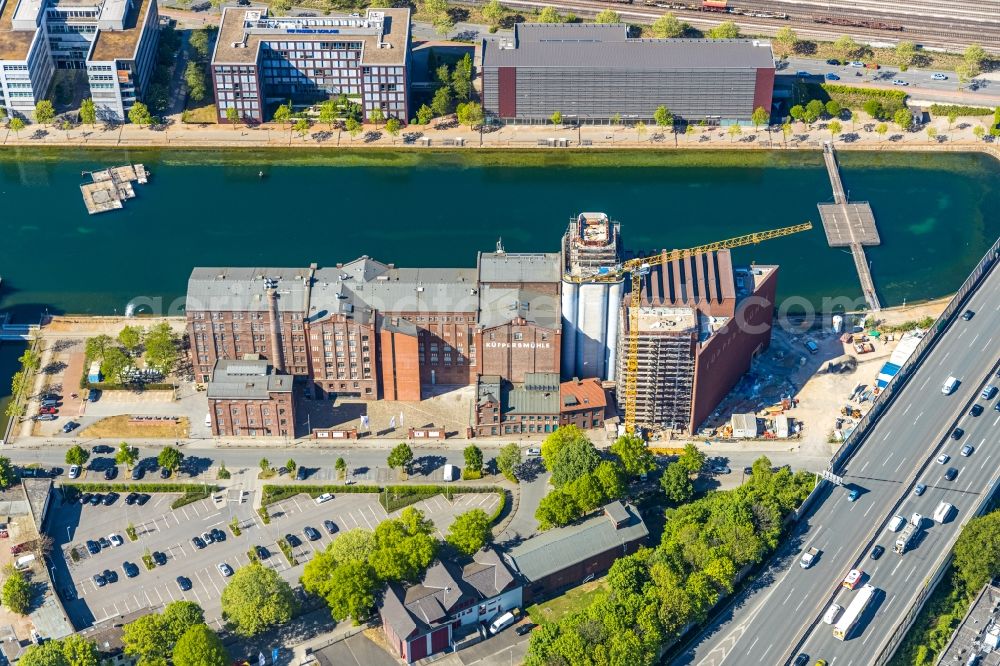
<box><xmin>616</xmin><ymin>250</ymin><xmax>779</xmax><ymax>433</ymax></box>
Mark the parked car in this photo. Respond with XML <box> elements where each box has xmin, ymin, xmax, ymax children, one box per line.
<box><xmin>316</xmin><ymin>493</ymin><xmax>334</xmax><ymax>504</ymax></box>
<box><xmin>102</xmin><ymin>492</ymin><xmax>119</xmax><ymax>506</ymax></box>
<box><xmin>296</xmin><ymin>467</ymin><xmax>307</xmax><ymax>481</ymax></box>
<box><xmin>525</xmin><ymin>448</ymin><xmax>541</xmax><ymax>457</ymax></box>
<box><xmin>210</xmin><ymin>528</ymin><xmax>226</xmax><ymax>542</ymax></box>
<box><xmin>304</xmin><ymin>526</ymin><xmax>321</xmax><ymax>541</ymax></box>
<box><xmin>177</xmin><ymin>576</ymin><xmax>192</xmax><ymax>591</ymax></box>
<box><xmin>285</xmin><ymin>534</ymin><xmax>301</xmax><ymax>547</ymax></box>
<box><xmin>202</xmin><ymin>531</ymin><xmax>215</xmax><ymax>544</ymax></box>
<box><xmin>191</xmin><ymin>536</ymin><xmax>206</xmax><ymax>549</ymax></box>
<box><xmin>125</xmin><ymin>492</ymin><xmax>139</xmax><ymax>505</ymax></box>
<box><xmin>825</xmin><ymin>73</ymin><xmax>840</xmax><ymax>80</ymax></box>
<box><xmin>98</xmin><ymin>537</ymin><xmax>111</xmax><ymax>549</ymax></box>
<box><xmin>254</xmin><ymin>545</ymin><xmax>270</xmax><ymax>559</ymax></box>
<box><xmin>108</xmin><ymin>534</ymin><xmax>124</xmax><ymax>547</ymax></box>
<box><xmin>152</xmin><ymin>551</ymin><xmax>167</xmax><ymax>566</ymax></box>
<box><xmin>217</xmin><ymin>562</ymin><xmax>233</xmax><ymax>577</ymax></box>
<box><xmin>87</xmin><ymin>389</ymin><xmax>101</xmax><ymax>402</ymax></box>
<box><xmin>93</xmin><ymin>445</ymin><xmax>114</xmax><ymax>454</ymax></box>
<box><xmin>10</xmin><ymin>543</ymin><xmax>30</xmax><ymax>555</ymax></box>
<box><xmin>892</xmin><ymin>79</ymin><xmax>908</xmax><ymax>86</ymax></box>
<box><xmin>102</xmin><ymin>569</ymin><xmax>118</xmax><ymax>584</ymax></box>
<box><xmin>104</xmin><ymin>467</ymin><xmax>118</xmax><ymax>481</ymax></box>
<box><xmin>850</xmin><ymin>61</ymin><xmax>864</xmax><ymax>67</ymax></box>
<box><xmin>826</xmin><ymin>58</ymin><xmax>839</xmax><ymax>65</ymax></box>
<box><xmin>93</xmin><ymin>573</ymin><xmax>107</xmax><ymax>587</ymax></box>
<box><xmin>160</xmin><ymin>468</ymin><xmax>171</xmax><ymax>479</ymax></box>
<box><xmin>136</xmin><ymin>493</ymin><xmax>150</xmax><ymax>506</ymax></box>
<box><xmin>323</xmin><ymin>520</ymin><xmax>338</xmax><ymax>535</ymax></box>
<box><xmin>79</xmin><ymin>493</ymin><xmax>93</xmax><ymax>505</ymax></box>
<box><xmin>62</xmin><ymin>421</ymin><xmax>79</xmax><ymax>433</ymax></box>
<box><xmin>89</xmin><ymin>494</ymin><xmax>103</xmax><ymax>505</ymax></box>
<box><xmin>86</xmin><ymin>540</ymin><xmax>100</xmax><ymax>555</ymax></box>
<box><xmin>122</xmin><ymin>561</ymin><xmax>139</xmax><ymax>578</ymax></box>
<box><xmin>516</xmin><ymin>623</ymin><xmax>536</xmax><ymax>636</ymax></box>
<box><xmin>68</xmin><ymin>465</ymin><xmax>80</xmax><ymax>479</ymax></box>
<box><xmin>39</xmin><ymin>406</ymin><xmax>58</xmax><ymax>415</ymax></box>
<box><xmin>40</xmin><ymin>399</ymin><xmax>60</xmax><ymax>408</ymax></box>
<box><xmin>36</xmin><ymin>414</ymin><xmax>57</xmax><ymax>421</ymax></box>
<box><xmin>931</xmin><ymin>73</ymin><xmax>948</xmax><ymax>80</ymax></box>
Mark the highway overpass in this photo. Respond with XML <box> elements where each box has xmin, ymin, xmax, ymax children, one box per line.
<box><xmin>675</xmin><ymin>241</ymin><xmax>1000</xmax><ymax>666</ymax></box>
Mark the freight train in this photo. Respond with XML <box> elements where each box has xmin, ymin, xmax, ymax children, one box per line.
<box><xmin>636</xmin><ymin>0</ymin><xmax>909</xmax><ymax>32</ymax></box>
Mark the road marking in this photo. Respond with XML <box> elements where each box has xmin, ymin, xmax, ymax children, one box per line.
<box><xmin>189</xmin><ymin>502</ymin><xmax>202</xmax><ymax>516</ymax></box>
<box><xmin>860</xmin><ymin>460</ymin><xmax>870</xmax><ymax>472</ymax></box>
<box><xmin>181</xmin><ymin>506</ymin><xmax>191</xmax><ymax>521</ymax></box>
<box><xmin>747</xmin><ymin>637</ymin><xmax>759</xmax><ymax>655</ymax></box>
<box><xmin>758</xmin><ymin>643</ymin><xmax>773</xmax><ymax>662</ymax></box>
<box><xmin>154</xmin><ymin>588</ymin><xmax>163</xmax><ymax>603</ymax></box>
<box><xmin>942</xmin><ymin>350</ymin><xmax>951</xmax><ymax>362</ymax></box>
<box><xmin>915</xmin><ymin>411</ymin><xmax>924</xmax><ymax>421</ymax></box>
<box><xmin>863</xmin><ymin>503</ymin><xmax>876</xmax><ymax>517</ymax></box>
<box><xmin>782</xmin><ymin>588</ymin><xmax>795</xmax><ymax>605</ymax></box>
<box><xmin>902</xmin><ymin>403</ymin><xmax>912</xmax><ymax>416</ymax></box>
<box><xmin>891</xmin><ymin>559</ymin><xmax>903</xmax><ymax>576</ymax></box>
<box><xmin>905</xmin><ymin>566</ymin><xmax>917</xmax><ymax>583</ymax></box>
<box><xmin>795</xmin><ymin>595</ymin><xmax>807</xmax><ymax>611</ymax></box>
<box><xmin>971</xmin><ymin>333</ymin><xmax>979</xmax><ymax>345</ymax></box>
<box><xmin>894</xmin><ymin>458</ymin><xmax>906</xmax><ymax>473</ymax></box>
<box><xmin>981</xmin><ymin>454</ymin><xmax>993</xmax><ymax>470</ymax></box>
<box><xmin>920</xmin><ymin>377</ymin><xmax>931</xmax><ymax>390</ymax></box>
<box><xmin>983</xmin><ymin>339</ymin><xmax>992</xmax><ymax>353</ymax></box>
<box><xmin>993</xmin><ymin>415</ymin><xmax>1000</xmax><ymax>427</ymax></box>
<box><xmin>166</xmin><ymin>587</ymin><xmax>176</xmax><ymax>603</ymax></box>
<box><xmin>882</xmin><ymin>454</ymin><xmax>892</xmax><ymax>467</ymax></box>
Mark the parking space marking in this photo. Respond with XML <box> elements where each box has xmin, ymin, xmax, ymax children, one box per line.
<box><xmin>181</xmin><ymin>506</ymin><xmax>191</xmax><ymax>521</ymax></box>
<box><xmin>292</xmin><ymin>497</ymin><xmax>304</xmax><ymax>514</ymax></box>
<box><xmin>154</xmin><ymin>588</ymin><xmax>163</xmax><ymax>604</ymax></box>
<box><xmin>359</xmin><ymin>510</ymin><xmax>374</xmax><ymax>530</ymax></box>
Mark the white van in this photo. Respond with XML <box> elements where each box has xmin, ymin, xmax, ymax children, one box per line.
<box><xmin>489</xmin><ymin>610</ymin><xmax>517</xmax><ymax>635</ymax></box>
<box><xmin>888</xmin><ymin>515</ymin><xmax>906</xmax><ymax>532</ymax></box>
<box><xmin>15</xmin><ymin>553</ymin><xmax>35</xmax><ymax>570</ymax></box>
<box><xmin>942</xmin><ymin>376</ymin><xmax>959</xmax><ymax>395</ymax></box>
<box><xmin>443</xmin><ymin>464</ymin><xmax>458</xmax><ymax>482</ymax></box>
<box><xmin>933</xmin><ymin>501</ymin><xmax>954</xmax><ymax>524</ymax></box>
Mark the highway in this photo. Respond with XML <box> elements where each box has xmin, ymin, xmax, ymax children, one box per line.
<box><xmin>676</xmin><ymin>258</ymin><xmax>1000</xmax><ymax>666</ymax></box>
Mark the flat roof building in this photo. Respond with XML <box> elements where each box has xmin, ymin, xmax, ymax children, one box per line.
<box><xmin>481</xmin><ymin>23</ymin><xmax>774</xmax><ymax>125</ymax></box>
<box><xmin>211</xmin><ymin>6</ymin><xmax>411</xmax><ymax>124</ymax></box>
<box><xmin>207</xmin><ymin>358</ymin><xmax>294</xmax><ymax>437</ymax></box>
<box><xmin>0</xmin><ymin>0</ymin><xmax>158</xmax><ymax>121</ymax></box>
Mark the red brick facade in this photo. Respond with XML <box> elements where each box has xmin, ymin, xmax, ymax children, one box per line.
<box><xmin>478</xmin><ymin>318</ymin><xmax>560</xmax><ymax>383</ymax></box>
<box><xmin>210</xmin><ymin>392</ymin><xmax>294</xmax><ymax>437</ymax></box>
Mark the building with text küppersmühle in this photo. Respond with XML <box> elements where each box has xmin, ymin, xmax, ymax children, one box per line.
<box><xmin>480</xmin><ymin>23</ymin><xmax>774</xmax><ymax>126</ymax></box>
<box><xmin>211</xmin><ymin>6</ymin><xmax>410</xmax><ymax>125</ymax></box>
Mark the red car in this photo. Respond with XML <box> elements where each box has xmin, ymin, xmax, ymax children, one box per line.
<box><xmin>10</xmin><ymin>542</ymin><xmax>30</xmax><ymax>555</ymax></box>
<box><xmin>39</xmin><ymin>406</ymin><xmax>58</xmax><ymax>415</ymax></box>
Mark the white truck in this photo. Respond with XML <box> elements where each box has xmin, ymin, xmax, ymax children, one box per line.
<box><xmin>800</xmin><ymin>546</ymin><xmax>821</xmax><ymax>569</ymax></box>
<box><xmin>894</xmin><ymin>522</ymin><xmax>918</xmax><ymax>554</ymax></box>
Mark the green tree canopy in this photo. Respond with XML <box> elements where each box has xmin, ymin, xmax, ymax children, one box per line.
<box><xmin>35</xmin><ymin>100</ymin><xmax>55</xmax><ymax>124</ymax></box>
<box><xmin>2</xmin><ymin>569</ymin><xmax>31</xmax><ymax>614</ymax></box>
<box><xmin>100</xmin><ymin>346</ymin><xmax>129</xmax><ymax>383</ymax></box>
<box><xmin>272</xmin><ymin>103</ymin><xmax>292</xmax><ymax>125</ymax></box>
<box><xmin>431</xmin><ymin>85</ymin><xmax>453</xmax><ymax>117</ymax></box>
<box><xmin>707</xmin><ymin>20</ymin><xmax>739</xmax><ymax>39</ymax></box>
<box><xmin>549</xmin><ymin>436</ymin><xmax>600</xmax><ymax>487</ymax></box>
<box><xmin>653</xmin><ymin>105</ymin><xmax>673</xmax><ymax>127</ymax></box>
<box><xmin>79</xmin><ymin>99</ymin><xmax>96</xmax><ymax>126</ymax></box>
<box><xmin>751</xmin><ymin>106</ymin><xmax>770</xmax><ymax>130</ymax></box>
<box><xmin>172</xmin><ymin>625</ymin><xmax>228</xmax><ymax>666</ymax></box>
<box><xmin>536</xmin><ymin>6</ymin><xmax>563</xmax><ymax>23</ymax></box>
<box><xmin>65</xmin><ymin>445</ymin><xmax>90</xmax><ymax>467</ymax></box>
<box><xmin>115</xmin><ymin>442</ymin><xmax>138</xmax><ymax>469</ymax></box>
<box><xmin>893</xmin><ymin>107</ymin><xmax>913</xmax><ymax>130</ymax></box>
<box><xmin>318</xmin><ymin>99</ymin><xmax>337</xmax><ymax>128</ymax></box>
<box><xmin>127</xmin><ymin>102</ymin><xmax>152</xmax><ymax>127</ymax></box>
<box><xmin>456</xmin><ymin>101</ymin><xmax>484</xmax><ymax>129</ymax></box>
<box><xmin>18</xmin><ymin>641</ymin><xmax>68</xmax><ymax>666</ymax></box>
<box><xmin>8</xmin><ymin>118</ymin><xmax>25</xmax><ymax>134</ymax></box>
<box><xmin>660</xmin><ymin>462</ymin><xmax>694</xmax><ymax>504</ymax></box>
<box><xmin>220</xmin><ymin>562</ymin><xmax>296</xmax><ymax>636</ymax></box>
<box><xmin>610</xmin><ymin>434</ymin><xmax>654</xmax><ymax>478</ymax></box>
<box><xmin>117</xmin><ymin>325</ymin><xmax>142</xmax><ymax>352</ymax></box>
<box><xmin>789</xmin><ymin>104</ymin><xmax>805</xmax><ymax>122</ymax></box>
<box><xmin>385</xmin><ymin>118</ymin><xmax>401</xmax><ymax>136</ymax></box>
<box><xmin>550</xmin><ymin>110</ymin><xmax>562</xmax><ymax>126</ymax></box>
<box><xmin>157</xmin><ymin>447</ymin><xmax>183</xmax><ymax>472</ymax></box>
<box><xmin>953</xmin><ymin>510</ymin><xmax>1000</xmax><ymax>591</ymax></box>
<box><xmin>416</xmin><ymin>104</ymin><xmax>434</xmax><ymax>125</ymax></box>
<box><xmin>0</xmin><ymin>457</ymin><xmax>15</xmax><ymax>490</ymax></box>
<box><xmin>833</xmin><ymin>34</ymin><xmax>858</xmax><ymax>58</ymax></box>
<box><xmin>452</xmin><ymin>54</ymin><xmax>473</xmax><ymax>102</ymax></box>
<box><xmin>540</xmin><ymin>424</ymin><xmax>586</xmax><ymax>468</ymax></box>
<box><xmin>895</xmin><ymin>40</ymin><xmax>917</xmax><ymax>67</ymax></box>
<box><xmin>825</xmin><ymin>99</ymin><xmax>842</xmax><ymax>117</ymax></box>
<box><xmin>772</xmin><ymin>26</ymin><xmax>798</xmax><ymax>57</ymax></box>
<box><xmin>535</xmin><ymin>488</ymin><xmax>580</xmax><ymax>530</ymax></box>
<box><xmin>496</xmin><ymin>443</ymin><xmax>521</xmax><ymax>480</ymax></box>
<box><xmin>594</xmin><ymin>8</ymin><xmax>619</xmax><ymax>22</ymax></box>
<box><xmin>464</xmin><ymin>445</ymin><xmax>483</xmax><ymax>473</ymax></box>
<box><xmin>677</xmin><ymin>443</ymin><xmax>706</xmax><ymax>475</ymax></box>
<box><xmin>60</xmin><ymin>634</ymin><xmax>99</xmax><ymax>666</ymax></box>
<box><xmin>387</xmin><ymin>442</ymin><xmax>414</xmax><ymax>472</ymax></box>
<box><xmin>650</xmin><ymin>13</ymin><xmax>685</xmax><ymax>38</ymax></box>
<box><xmin>144</xmin><ymin>323</ymin><xmax>179</xmax><ymax>374</ymax></box>
<box><xmin>446</xmin><ymin>508</ymin><xmax>492</xmax><ymax>556</ymax></box>
<box><xmin>481</xmin><ymin>0</ymin><xmax>505</xmax><ymax>28</ymax></box>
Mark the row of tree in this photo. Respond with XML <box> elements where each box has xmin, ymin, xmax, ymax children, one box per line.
<box><xmin>6</xmin><ymin>346</ymin><xmax>40</xmax><ymax>418</ymax></box>
<box><xmin>526</xmin><ymin>457</ymin><xmax>816</xmax><ymax>665</ymax></box>
<box><xmin>85</xmin><ymin>323</ymin><xmax>180</xmax><ymax>384</ymax></box>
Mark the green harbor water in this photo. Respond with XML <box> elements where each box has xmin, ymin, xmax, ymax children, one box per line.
<box><xmin>0</xmin><ymin>147</ymin><xmax>998</xmax><ymax>402</ymax></box>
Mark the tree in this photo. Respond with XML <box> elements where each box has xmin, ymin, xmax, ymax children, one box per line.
<box><xmin>345</xmin><ymin>117</ymin><xmax>362</xmax><ymax>139</ymax></box>
<box><xmin>660</xmin><ymin>462</ymin><xmax>694</xmax><ymax>503</ymax></box>
<box><xmin>456</xmin><ymin>101</ymin><xmax>484</xmax><ymax>129</ymax></box>
<box><xmin>385</xmin><ymin>118</ymin><xmax>401</xmax><ymax>137</ymax></box>
<box><xmin>446</xmin><ymin>508</ymin><xmax>492</xmax><ymax>556</ymax></box>
<box><xmin>653</xmin><ymin>105</ymin><xmax>673</xmax><ymax>128</ymax></box>
<box><xmin>651</xmin><ymin>13</ymin><xmax>685</xmax><ymax>38</ymax></box>
<box><xmin>319</xmin><ymin>560</ymin><xmax>378</xmax><ymax>623</ymax></box>
<box><xmin>184</xmin><ymin>62</ymin><xmax>207</xmax><ymax>102</ymax></box>
<box><xmin>259</xmin><ymin>457</ymin><xmax>270</xmax><ymax>473</ymax></box>
<box><xmin>875</xmin><ymin>122</ymin><xmax>888</xmax><ymax>141</ymax></box>
<box><xmin>61</xmin><ymin>635</ymin><xmax>99</xmax><ymax>666</ymax></box>
<box><xmin>565</xmin><ymin>472</ymin><xmax>605</xmax><ymax>512</ymax></box>
<box><xmin>789</xmin><ymin>104</ymin><xmax>804</xmax><ymax>123</ymax></box>
<box><xmin>825</xmin><ymin>99</ymin><xmax>842</xmax><ymax>118</ymax></box>
<box><xmin>225</xmin><ymin>106</ymin><xmax>239</xmax><ymax>127</ymax></box>
<box><xmin>963</xmin><ymin>43</ymin><xmax>987</xmax><ymax>67</ymax></box>
<box><xmin>946</xmin><ymin>111</ymin><xmax>957</xmax><ymax>130</ymax></box>
<box><xmin>115</xmin><ymin>442</ymin><xmax>138</xmax><ymax>469</ymax></box>
<box><xmin>956</xmin><ymin>61</ymin><xmax>980</xmax><ymax>83</ymax></box>
<box><xmin>535</xmin><ymin>488</ymin><xmax>580</xmax><ymax>529</ymax></box>
<box><xmin>220</xmin><ymin>562</ymin><xmax>296</xmax><ymax>636</ymax></box>
<box><xmin>894</xmin><ymin>107</ymin><xmax>912</xmax><ymax>131</ymax></box>
<box><xmin>496</xmin><ymin>443</ymin><xmax>521</xmax><ymax>480</ymax></box>
<box><xmin>172</xmin><ymin>625</ymin><xmax>228</xmax><ymax>666</ymax></box>
<box><xmin>833</xmin><ymin>34</ymin><xmax>858</xmax><ymax>59</ymax></box>
<box><xmin>828</xmin><ymin>119</ymin><xmax>842</xmax><ymax>139</ymax></box>
<box><xmin>8</xmin><ymin>117</ymin><xmax>25</xmax><ymax>137</ymax></box>
<box><xmin>772</xmin><ymin>26</ymin><xmax>798</xmax><ymax>57</ymax></box>
<box><xmin>292</xmin><ymin>117</ymin><xmax>310</xmax><ymax>138</ymax></box>
<box><xmin>751</xmin><ymin>106</ymin><xmax>769</xmax><ymax>131</ymax></box>
<box><xmin>416</xmin><ymin>104</ymin><xmax>434</xmax><ymax>125</ymax></box>
<box><xmin>953</xmin><ymin>510</ymin><xmax>1000</xmax><ymax>591</ymax></box>
<box><xmin>35</xmin><ymin>100</ymin><xmax>55</xmax><ymax>125</ymax></box>
<box><xmin>79</xmin><ymin>98</ymin><xmax>96</xmax><ymax>126</ymax></box>
<box><xmin>804</xmin><ymin>99</ymin><xmax>824</xmax><ymax>125</ymax></box>
<box><xmin>925</xmin><ymin>125</ymin><xmax>937</xmax><ymax>143</ymax></box>
<box><xmin>387</xmin><ymin>442</ymin><xmax>413</xmax><ymax>473</ymax></box>
<box><xmin>549</xmin><ymin>436</ymin><xmax>600</xmax><ymax>487</ymax></box>
<box><xmin>635</xmin><ymin>120</ymin><xmax>647</xmax><ymax>139</ymax></box>
<box><xmin>677</xmin><ymin>443</ymin><xmax>706</xmax><ymax>475</ymax></box>
<box><xmin>335</xmin><ymin>457</ymin><xmax>347</xmax><ymax>479</ymax></box>
<box><xmin>431</xmin><ymin>85</ymin><xmax>453</xmax><ymax>117</ymax></box>
<box><xmin>100</xmin><ymin>346</ymin><xmax>129</xmax><ymax>383</ymax></box>
<box><xmin>781</xmin><ymin>121</ymin><xmax>792</xmax><ymax>142</ymax></box>
<box><xmin>144</xmin><ymin>323</ymin><xmax>178</xmax><ymax>374</ymax></box>
<box><xmin>424</xmin><ymin>0</ymin><xmax>454</xmax><ymax>35</ymax></box>
<box><xmin>452</xmin><ymin>54</ymin><xmax>473</xmax><ymax>102</ymax></box>
<box><xmin>123</xmin><ymin>613</ymin><xmax>171</xmax><ymax>663</ymax></box>
<box><xmin>973</xmin><ymin>124</ymin><xmax>985</xmax><ymax>140</ymax></box>
<box><xmin>0</xmin><ymin>457</ymin><xmax>15</xmax><ymax>490</ymax></box>
<box><xmin>592</xmin><ymin>460</ymin><xmax>625</xmax><ymax>500</ymax></box>
<box><xmin>2</xmin><ymin>569</ymin><xmax>31</xmax><ymax>614</ymax></box>
<box><xmin>537</xmin><ymin>6</ymin><xmax>562</xmax><ymax>23</ymax></box>
<box><xmin>272</xmin><ymin>103</ymin><xmax>292</xmax><ymax>126</ymax></box>
<box><xmin>318</xmin><ymin>99</ymin><xmax>337</xmax><ymax>128</ymax></box>
<box><xmin>610</xmin><ymin>434</ymin><xmax>654</xmax><ymax>478</ymax></box>
<box><xmin>707</xmin><ymin>20</ymin><xmax>739</xmax><ymax>39</ymax></box>
<box><xmin>594</xmin><ymin>8</ymin><xmax>620</xmax><ymax>23</ymax></box>
<box><xmin>330</xmin><ymin>528</ymin><xmax>376</xmax><ymax>564</ymax></box>
<box><xmin>862</xmin><ymin>98</ymin><xmax>885</xmax><ymax>121</ymax></box>
<box><xmin>369</xmin><ymin>106</ymin><xmax>384</xmax><ymax>128</ymax></box>
<box><xmin>464</xmin><ymin>445</ymin><xmax>483</xmax><ymax>474</ymax></box>
<box><xmin>128</xmin><ymin>102</ymin><xmax>151</xmax><ymax>127</ymax></box>
<box><xmin>482</xmin><ymin>0</ymin><xmax>505</xmax><ymax>30</ymax></box>
<box><xmin>550</xmin><ymin>110</ymin><xmax>562</xmax><ymax>126</ymax></box>
<box><xmin>189</xmin><ymin>28</ymin><xmax>211</xmax><ymax>60</ymax></box>
<box><xmin>727</xmin><ymin>124</ymin><xmax>743</xmax><ymax>141</ymax></box>
<box><xmin>117</xmin><ymin>325</ymin><xmax>142</xmax><ymax>352</ymax></box>
<box><xmin>158</xmin><ymin>447</ymin><xmax>183</xmax><ymax>473</ymax></box>
<box><xmin>895</xmin><ymin>40</ymin><xmax>917</xmax><ymax>68</ymax></box>
<box><xmin>18</xmin><ymin>642</ymin><xmax>67</xmax><ymax>666</ymax></box>
<box><xmin>85</xmin><ymin>334</ymin><xmax>114</xmax><ymax>361</ymax></box>
<box><xmin>65</xmin><ymin>445</ymin><xmax>90</xmax><ymax>467</ymax></box>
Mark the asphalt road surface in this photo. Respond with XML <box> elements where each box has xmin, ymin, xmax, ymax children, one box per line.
<box><xmin>676</xmin><ymin>262</ymin><xmax>1000</xmax><ymax>666</ymax></box>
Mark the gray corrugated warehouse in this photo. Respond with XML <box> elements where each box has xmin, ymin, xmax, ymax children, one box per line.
<box><xmin>481</xmin><ymin>23</ymin><xmax>776</xmax><ymax>125</ymax></box>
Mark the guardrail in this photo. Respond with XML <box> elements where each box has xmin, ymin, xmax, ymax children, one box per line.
<box><xmin>829</xmin><ymin>235</ymin><xmax>1000</xmax><ymax>473</ymax></box>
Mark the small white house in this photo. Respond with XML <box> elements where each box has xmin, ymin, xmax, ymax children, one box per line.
<box><xmin>732</xmin><ymin>413</ymin><xmax>759</xmax><ymax>439</ymax></box>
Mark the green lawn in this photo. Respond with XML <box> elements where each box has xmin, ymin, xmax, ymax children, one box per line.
<box><xmin>527</xmin><ymin>579</ymin><xmax>608</xmax><ymax>625</ymax></box>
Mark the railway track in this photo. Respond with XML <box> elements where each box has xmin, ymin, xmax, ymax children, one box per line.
<box><xmin>462</xmin><ymin>0</ymin><xmax>1000</xmax><ymax>53</ymax></box>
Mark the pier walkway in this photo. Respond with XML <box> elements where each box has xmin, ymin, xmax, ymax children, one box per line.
<box><xmin>817</xmin><ymin>142</ymin><xmax>882</xmax><ymax>311</ymax></box>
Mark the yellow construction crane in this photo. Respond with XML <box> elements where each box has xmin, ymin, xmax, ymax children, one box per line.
<box><xmin>618</xmin><ymin>222</ymin><xmax>814</xmax><ymax>435</ymax></box>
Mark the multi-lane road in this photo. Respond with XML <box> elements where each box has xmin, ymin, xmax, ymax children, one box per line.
<box><xmin>678</xmin><ymin>260</ymin><xmax>1000</xmax><ymax>666</ymax></box>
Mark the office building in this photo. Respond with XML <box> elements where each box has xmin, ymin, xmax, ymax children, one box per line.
<box><xmin>615</xmin><ymin>249</ymin><xmax>778</xmax><ymax>433</ymax></box>
<box><xmin>211</xmin><ymin>6</ymin><xmax>410</xmax><ymax>124</ymax></box>
<box><xmin>481</xmin><ymin>23</ymin><xmax>774</xmax><ymax>125</ymax></box>
<box><xmin>206</xmin><ymin>359</ymin><xmax>294</xmax><ymax>437</ymax></box>
<box><xmin>472</xmin><ymin>373</ymin><xmax>605</xmax><ymax>437</ymax></box>
<box><xmin>0</xmin><ymin>0</ymin><xmax>158</xmax><ymax>121</ymax></box>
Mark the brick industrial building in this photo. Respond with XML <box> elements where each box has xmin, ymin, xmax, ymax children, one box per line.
<box><xmin>481</xmin><ymin>23</ymin><xmax>775</xmax><ymax>126</ymax></box>
<box><xmin>615</xmin><ymin>250</ymin><xmax>778</xmax><ymax>432</ymax></box>
<box><xmin>206</xmin><ymin>359</ymin><xmax>294</xmax><ymax>437</ymax></box>
<box><xmin>472</xmin><ymin>373</ymin><xmax>606</xmax><ymax>437</ymax></box>
<box><xmin>211</xmin><ymin>7</ymin><xmax>410</xmax><ymax>124</ymax></box>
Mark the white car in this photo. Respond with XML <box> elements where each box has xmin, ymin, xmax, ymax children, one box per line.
<box><xmin>823</xmin><ymin>603</ymin><xmax>843</xmax><ymax>624</ymax></box>
<box><xmin>892</xmin><ymin>79</ymin><xmax>909</xmax><ymax>86</ymax></box>
<box><xmin>108</xmin><ymin>534</ymin><xmax>124</xmax><ymax>547</ymax></box>
<box><xmin>68</xmin><ymin>465</ymin><xmax>80</xmax><ymax>479</ymax></box>
<box><xmin>931</xmin><ymin>73</ymin><xmax>948</xmax><ymax>81</ymax></box>
<box><xmin>936</xmin><ymin>453</ymin><xmax>950</xmax><ymax>465</ymax></box>
<box><xmin>850</xmin><ymin>61</ymin><xmax>865</xmax><ymax>67</ymax></box>
<box><xmin>315</xmin><ymin>493</ymin><xmax>334</xmax><ymax>504</ymax></box>
<box><xmin>217</xmin><ymin>562</ymin><xmax>233</xmax><ymax>577</ymax></box>
<box><xmin>525</xmin><ymin>448</ymin><xmax>541</xmax><ymax>457</ymax></box>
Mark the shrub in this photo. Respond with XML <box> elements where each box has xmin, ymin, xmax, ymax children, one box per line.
<box><xmin>929</xmin><ymin>104</ymin><xmax>994</xmax><ymax>117</ymax></box>
<box><xmin>461</xmin><ymin>470</ymin><xmax>482</xmax><ymax>480</ymax></box>
<box><xmin>277</xmin><ymin>538</ymin><xmax>298</xmax><ymax>566</ymax></box>
<box><xmin>126</xmin><ymin>524</ymin><xmax>137</xmax><ymax>541</ymax></box>
<box><xmin>171</xmin><ymin>489</ymin><xmax>212</xmax><ymax>509</ymax></box>
<box><xmin>229</xmin><ymin>518</ymin><xmax>241</xmax><ymax>537</ymax></box>
<box><xmin>142</xmin><ymin>551</ymin><xmax>155</xmax><ymax>570</ymax></box>
<box><xmin>257</xmin><ymin>506</ymin><xmax>270</xmax><ymax>525</ymax></box>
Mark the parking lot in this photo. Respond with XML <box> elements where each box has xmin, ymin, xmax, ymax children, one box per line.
<box><xmin>49</xmin><ymin>487</ymin><xmax>502</xmax><ymax>629</ymax></box>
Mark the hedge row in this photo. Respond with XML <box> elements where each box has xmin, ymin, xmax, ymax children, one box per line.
<box><xmin>171</xmin><ymin>489</ymin><xmax>213</xmax><ymax>509</ymax></box>
<box><xmin>63</xmin><ymin>482</ymin><xmax>219</xmax><ymax>494</ymax></box>
<box><xmin>489</xmin><ymin>490</ymin><xmax>506</xmax><ymax>523</ymax></box>
<box><xmin>820</xmin><ymin>83</ymin><xmax>908</xmax><ymax>103</ymax></box>
<box><xmin>260</xmin><ymin>483</ymin><xmax>505</xmax><ymax>519</ymax></box>
<box><xmin>929</xmin><ymin>104</ymin><xmax>996</xmax><ymax>117</ymax></box>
